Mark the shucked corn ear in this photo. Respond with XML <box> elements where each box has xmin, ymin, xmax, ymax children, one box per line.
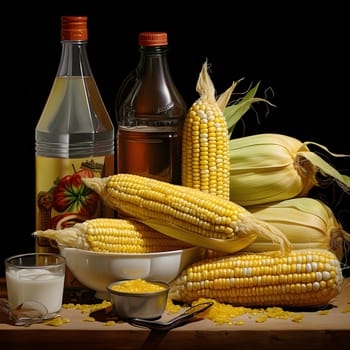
<box><xmin>182</xmin><ymin>61</ymin><xmax>234</xmax><ymax>199</ymax></box>
<box><xmin>228</xmin><ymin>133</ymin><xmax>350</xmax><ymax>206</ymax></box>
<box><xmin>33</xmin><ymin>218</ymin><xmax>193</xmax><ymax>253</ymax></box>
<box><xmin>82</xmin><ymin>173</ymin><xmax>292</xmax><ymax>255</ymax></box>
<box><xmin>245</xmin><ymin>197</ymin><xmax>350</xmax><ymax>260</ymax></box>
<box><xmin>169</xmin><ymin>248</ymin><xmax>344</xmax><ymax>308</ymax></box>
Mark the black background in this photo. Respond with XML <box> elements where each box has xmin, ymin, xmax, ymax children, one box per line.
<box><xmin>3</xmin><ymin>8</ymin><xmax>349</xmax><ymax>276</ymax></box>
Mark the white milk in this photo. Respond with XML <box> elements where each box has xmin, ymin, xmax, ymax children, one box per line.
<box><xmin>6</xmin><ymin>268</ymin><xmax>65</xmax><ymax>315</ymax></box>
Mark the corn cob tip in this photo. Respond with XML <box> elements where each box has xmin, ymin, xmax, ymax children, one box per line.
<box><xmin>196</xmin><ymin>60</ymin><xmax>236</xmax><ymax>111</ymax></box>
<box><xmin>82</xmin><ymin>176</ymin><xmax>110</xmax><ymax>196</ymax></box>
<box><xmin>33</xmin><ymin>223</ymin><xmax>90</xmax><ymax>250</ymax></box>
<box><xmin>196</xmin><ymin>60</ymin><xmax>215</xmax><ymax>102</ymax></box>
<box><xmin>330</xmin><ymin>227</ymin><xmax>350</xmax><ymax>260</ymax></box>
<box><xmin>241</xmin><ymin>214</ymin><xmax>292</xmax><ymax>256</ymax></box>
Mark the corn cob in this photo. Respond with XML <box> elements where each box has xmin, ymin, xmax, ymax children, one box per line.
<box><xmin>246</xmin><ymin>197</ymin><xmax>350</xmax><ymax>260</ymax></box>
<box><xmin>33</xmin><ymin>218</ymin><xmax>193</xmax><ymax>253</ymax></box>
<box><xmin>182</xmin><ymin>61</ymin><xmax>235</xmax><ymax>199</ymax></box>
<box><xmin>169</xmin><ymin>249</ymin><xmax>344</xmax><ymax>308</ymax></box>
<box><xmin>82</xmin><ymin>173</ymin><xmax>292</xmax><ymax>255</ymax></box>
<box><xmin>228</xmin><ymin>133</ymin><xmax>350</xmax><ymax>206</ymax></box>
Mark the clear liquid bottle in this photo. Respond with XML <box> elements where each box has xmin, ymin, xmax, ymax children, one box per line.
<box><xmin>115</xmin><ymin>32</ymin><xmax>187</xmax><ymax>184</ymax></box>
<box><xmin>35</xmin><ymin>16</ymin><xmax>115</xmax><ymax>253</ymax></box>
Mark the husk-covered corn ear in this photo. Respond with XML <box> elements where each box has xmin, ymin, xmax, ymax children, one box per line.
<box><xmin>245</xmin><ymin>197</ymin><xmax>350</xmax><ymax>261</ymax></box>
<box><xmin>228</xmin><ymin>133</ymin><xmax>350</xmax><ymax>206</ymax></box>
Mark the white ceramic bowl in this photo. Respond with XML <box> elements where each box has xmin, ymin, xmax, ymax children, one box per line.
<box><xmin>58</xmin><ymin>245</ymin><xmax>205</xmax><ymax>299</ymax></box>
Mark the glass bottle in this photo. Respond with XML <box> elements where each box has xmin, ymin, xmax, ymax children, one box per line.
<box><xmin>35</xmin><ymin>16</ymin><xmax>115</xmax><ymax>253</ymax></box>
<box><xmin>115</xmin><ymin>32</ymin><xmax>187</xmax><ymax>184</ymax></box>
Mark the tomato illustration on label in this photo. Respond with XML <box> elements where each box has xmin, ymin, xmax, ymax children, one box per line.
<box><xmin>52</xmin><ymin>168</ymin><xmax>100</xmax><ymax>217</ymax></box>
<box><xmin>49</xmin><ymin>212</ymin><xmax>88</xmax><ymax>230</ymax></box>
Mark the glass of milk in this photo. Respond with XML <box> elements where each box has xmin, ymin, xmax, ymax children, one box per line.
<box><xmin>5</xmin><ymin>253</ymin><xmax>66</xmax><ymax>318</ymax></box>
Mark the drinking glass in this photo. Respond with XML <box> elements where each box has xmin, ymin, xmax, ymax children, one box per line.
<box><xmin>5</xmin><ymin>253</ymin><xmax>66</xmax><ymax>319</ymax></box>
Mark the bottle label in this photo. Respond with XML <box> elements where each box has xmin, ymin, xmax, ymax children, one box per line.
<box><xmin>117</xmin><ymin>127</ymin><xmax>182</xmax><ymax>184</ymax></box>
<box><xmin>35</xmin><ymin>155</ymin><xmax>114</xmax><ymax>251</ymax></box>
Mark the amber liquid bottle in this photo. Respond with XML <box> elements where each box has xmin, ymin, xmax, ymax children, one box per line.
<box><xmin>115</xmin><ymin>32</ymin><xmax>187</xmax><ymax>184</ymax></box>
<box><xmin>35</xmin><ymin>16</ymin><xmax>115</xmax><ymax>261</ymax></box>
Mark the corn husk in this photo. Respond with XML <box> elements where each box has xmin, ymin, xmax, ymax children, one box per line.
<box><xmin>244</xmin><ymin>197</ymin><xmax>350</xmax><ymax>260</ymax></box>
<box><xmin>224</xmin><ymin>81</ymin><xmax>275</xmax><ymax>138</ymax></box>
<box><xmin>228</xmin><ymin>133</ymin><xmax>350</xmax><ymax>206</ymax></box>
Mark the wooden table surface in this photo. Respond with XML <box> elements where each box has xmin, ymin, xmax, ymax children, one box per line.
<box><xmin>1</xmin><ymin>277</ymin><xmax>349</xmax><ymax>350</ymax></box>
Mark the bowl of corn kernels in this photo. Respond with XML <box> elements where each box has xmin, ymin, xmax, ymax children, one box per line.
<box><xmin>106</xmin><ymin>279</ymin><xmax>170</xmax><ymax>320</ymax></box>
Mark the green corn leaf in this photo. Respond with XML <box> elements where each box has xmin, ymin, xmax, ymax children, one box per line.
<box><xmin>299</xmin><ymin>141</ymin><xmax>350</xmax><ymax>193</ymax></box>
<box><xmin>224</xmin><ymin>81</ymin><xmax>275</xmax><ymax>138</ymax></box>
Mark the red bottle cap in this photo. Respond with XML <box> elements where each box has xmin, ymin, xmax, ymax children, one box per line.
<box><xmin>138</xmin><ymin>32</ymin><xmax>168</xmax><ymax>46</ymax></box>
<box><xmin>61</xmin><ymin>16</ymin><xmax>88</xmax><ymax>41</ymax></box>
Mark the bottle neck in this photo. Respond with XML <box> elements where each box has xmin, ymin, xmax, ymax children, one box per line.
<box><xmin>137</xmin><ymin>45</ymin><xmax>170</xmax><ymax>78</ymax></box>
<box><xmin>116</xmin><ymin>43</ymin><xmax>187</xmax><ymax>127</ymax></box>
<box><xmin>57</xmin><ymin>40</ymin><xmax>93</xmax><ymax>77</ymax></box>
<box><xmin>139</xmin><ymin>45</ymin><xmax>168</xmax><ymax>55</ymax></box>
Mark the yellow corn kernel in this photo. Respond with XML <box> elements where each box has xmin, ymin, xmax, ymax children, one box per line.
<box><xmin>169</xmin><ymin>249</ymin><xmax>344</xmax><ymax>308</ymax></box>
<box><xmin>33</xmin><ymin>218</ymin><xmax>193</xmax><ymax>253</ymax></box>
<box><xmin>82</xmin><ymin>173</ymin><xmax>292</xmax><ymax>255</ymax></box>
<box><xmin>182</xmin><ymin>61</ymin><xmax>235</xmax><ymax>200</ymax></box>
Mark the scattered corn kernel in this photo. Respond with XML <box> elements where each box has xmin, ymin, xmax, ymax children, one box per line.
<box><xmin>187</xmin><ymin>298</ymin><xmax>306</xmax><ymax>325</ymax></box>
<box><xmin>255</xmin><ymin>315</ymin><xmax>268</xmax><ymax>323</ymax></box>
<box><xmin>233</xmin><ymin>320</ymin><xmax>245</xmax><ymax>325</ymax></box>
<box><xmin>43</xmin><ymin>316</ymin><xmax>70</xmax><ymax>327</ymax></box>
<box><xmin>62</xmin><ymin>300</ymin><xmax>111</xmax><ymax>314</ymax></box>
<box><xmin>318</xmin><ymin>310</ymin><xmax>329</xmax><ymax>315</ymax></box>
<box><xmin>341</xmin><ymin>305</ymin><xmax>350</xmax><ymax>313</ymax></box>
<box><xmin>166</xmin><ymin>299</ymin><xmax>182</xmax><ymax>314</ymax></box>
<box><xmin>292</xmin><ymin>314</ymin><xmax>305</xmax><ymax>323</ymax></box>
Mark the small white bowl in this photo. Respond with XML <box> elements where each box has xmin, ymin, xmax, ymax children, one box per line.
<box><xmin>106</xmin><ymin>279</ymin><xmax>170</xmax><ymax>320</ymax></box>
<box><xmin>58</xmin><ymin>245</ymin><xmax>204</xmax><ymax>299</ymax></box>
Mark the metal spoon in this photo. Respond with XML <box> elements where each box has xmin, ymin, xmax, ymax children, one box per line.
<box><xmin>128</xmin><ymin>301</ymin><xmax>213</xmax><ymax>331</ymax></box>
<box><xmin>0</xmin><ymin>298</ymin><xmax>48</xmax><ymax>326</ymax></box>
